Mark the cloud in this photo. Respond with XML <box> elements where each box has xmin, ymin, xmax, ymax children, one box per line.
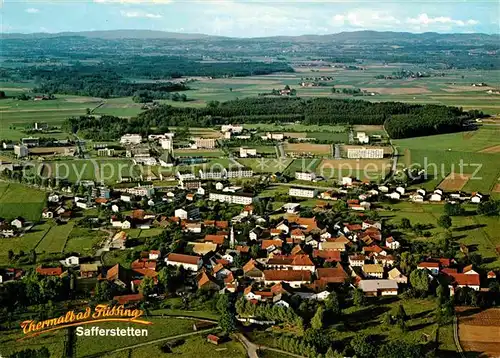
<box><xmin>406</xmin><ymin>13</ymin><xmax>479</xmax><ymax>27</ymax></box>
<box><xmin>95</xmin><ymin>0</ymin><xmax>172</xmax><ymax>3</ymax></box>
<box><xmin>331</xmin><ymin>9</ymin><xmax>400</xmax><ymax>28</ymax></box>
<box><xmin>25</xmin><ymin>8</ymin><xmax>40</xmax><ymax>13</ymax></box>
<box><xmin>120</xmin><ymin>10</ymin><xmax>162</xmax><ymax>18</ymax></box>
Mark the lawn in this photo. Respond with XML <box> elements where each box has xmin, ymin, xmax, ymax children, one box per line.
<box><xmin>102</xmin><ymin>335</ymin><xmax>245</xmax><ymax>358</ymax></box>
<box><xmin>237</xmin><ymin>158</ymin><xmax>292</xmax><ymax>173</ymax></box>
<box><xmin>283</xmin><ymin>158</ymin><xmax>322</xmax><ymax>176</ymax></box>
<box><xmin>0</xmin><ymin>222</ymin><xmax>52</xmax><ymax>265</ymax></box>
<box><xmin>0</xmin><ymin>324</ymin><xmax>66</xmax><ymax>357</ymax></box>
<box><xmin>0</xmin><ymin>182</ymin><xmax>46</xmax><ymax>221</ymax></box>
<box><xmin>64</xmin><ymin>227</ymin><xmax>105</xmax><ymax>255</ymax></box>
<box><xmin>35</xmin><ymin>221</ymin><xmax>75</xmax><ymax>254</ymax></box>
<box><xmin>74</xmin><ymin>317</ymin><xmax>198</xmax><ymax>357</ymax></box>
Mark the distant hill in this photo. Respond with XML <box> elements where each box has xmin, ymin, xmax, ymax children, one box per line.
<box><xmin>2</xmin><ymin>29</ymin><xmax>497</xmax><ymax>42</ymax></box>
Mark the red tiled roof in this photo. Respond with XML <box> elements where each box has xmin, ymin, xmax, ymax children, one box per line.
<box><xmin>235</xmin><ymin>245</ymin><xmax>250</xmax><ymax>253</ymax></box>
<box><xmin>167</xmin><ymin>253</ymin><xmax>201</xmax><ymax>265</ymax></box>
<box><xmin>313</xmin><ymin>250</ymin><xmax>341</xmax><ymax>262</ymax></box>
<box><xmin>204</xmin><ymin>234</ymin><xmax>226</xmax><ymax>245</ymax></box>
<box><xmin>317</xmin><ymin>265</ymin><xmax>348</xmax><ymax>283</ymax></box>
<box><xmin>363</xmin><ymin>245</ymin><xmax>384</xmax><ymax>254</ymax></box>
<box><xmin>263</xmin><ymin>270</ymin><xmax>311</xmax><ymax>282</ymax></box>
<box><xmin>291</xmin><ymin>228</ymin><xmax>305</xmax><ymax>237</ymax></box>
<box><xmin>345</xmin><ymin>224</ymin><xmax>362</xmax><ymax>231</ymax></box>
<box><xmin>36</xmin><ymin>266</ymin><xmax>62</xmax><ymax>276</ymax></box>
<box><xmin>113</xmin><ymin>293</ymin><xmax>144</xmax><ymax>305</ymax></box>
<box><xmin>447</xmin><ymin>273</ymin><xmax>480</xmax><ymax>286</ymax></box>
<box><xmin>261</xmin><ymin>239</ymin><xmax>283</xmax><ymax>250</ymax></box>
<box><xmin>418</xmin><ymin>262</ymin><xmax>440</xmax><ymax>268</ymax></box>
<box><xmin>131</xmin><ymin>260</ymin><xmax>157</xmax><ymax>271</ymax></box>
<box><xmin>291</xmin><ymin>254</ymin><xmax>314</xmax><ymax>266</ymax></box>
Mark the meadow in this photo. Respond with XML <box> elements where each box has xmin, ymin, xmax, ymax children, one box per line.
<box><xmin>378</xmin><ymin>202</ymin><xmax>500</xmax><ymax>270</ymax></box>
<box><xmin>37</xmin><ymin>159</ymin><xmax>141</xmax><ymax>184</ymax></box>
<box><xmin>63</xmin><ymin>227</ymin><xmax>107</xmax><ymax>255</ymax></box>
<box><xmin>0</xmin><ymin>182</ymin><xmax>46</xmax><ymax>221</ymax></box>
<box><xmin>395</xmin><ymin>126</ymin><xmax>500</xmax><ymax>194</ymax></box>
<box><xmin>35</xmin><ymin>221</ymin><xmax>75</xmax><ymax>254</ymax></box>
<box><xmin>103</xmin><ymin>335</ymin><xmax>246</xmax><ymax>358</ymax></box>
<box><xmin>248</xmin><ymin>297</ymin><xmax>448</xmax><ymax>355</ymax></box>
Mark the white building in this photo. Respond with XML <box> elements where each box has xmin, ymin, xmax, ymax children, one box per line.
<box><xmin>14</xmin><ymin>145</ymin><xmax>29</xmax><ymax>158</ymax></box>
<box><xmin>289</xmin><ymin>187</ymin><xmax>317</xmax><ymax>198</ymax></box>
<box><xmin>471</xmin><ymin>193</ymin><xmax>483</xmax><ymax>203</ymax></box>
<box><xmin>342</xmin><ymin>177</ymin><xmax>353</xmax><ymax>186</ymax></box>
<box><xmin>159</xmin><ymin>138</ymin><xmax>173</xmax><ymax>152</ymax></box>
<box><xmin>295</xmin><ymin>171</ymin><xmax>316</xmax><ymax>181</ymax></box>
<box><xmin>221</xmin><ymin>124</ymin><xmax>243</xmax><ymax>133</ymax></box>
<box><xmin>347</xmin><ymin>147</ymin><xmax>384</xmax><ymax>159</ymax></box>
<box><xmin>265</xmin><ymin>132</ymin><xmax>284</xmax><ymax>141</ymax></box>
<box><xmin>356</xmin><ymin>132</ymin><xmax>369</xmax><ymax>144</ymax></box>
<box><xmin>226</xmin><ymin>167</ymin><xmax>253</xmax><ymax>179</ymax></box>
<box><xmin>199</xmin><ymin>169</ymin><xmax>225</xmax><ymax>180</ymax></box>
<box><xmin>194</xmin><ymin>138</ymin><xmax>216</xmax><ymax>149</ymax></box>
<box><xmin>208</xmin><ymin>192</ymin><xmax>255</xmax><ymax>205</ymax></box>
<box><xmin>239</xmin><ymin>147</ymin><xmax>257</xmax><ymax>158</ymax></box>
<box><xmin>120</xmin><ymin>134</ymin><xmax>142</xmax><ymax>145</ymax></box>
<box><xmin>358</xmin><ymin>279</ymin><xmax>398</xmax><ymax>296</ymax></box>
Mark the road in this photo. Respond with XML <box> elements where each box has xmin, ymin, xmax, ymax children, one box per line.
<box><xmin>453</xmin><ymin>315</ymin><xmax>466</xmax><ymax>358</ymax></box>
<box><xmin>235</xmin><ymin>333</ymin><xmax>306</xmax><ymax>358</ymax></box>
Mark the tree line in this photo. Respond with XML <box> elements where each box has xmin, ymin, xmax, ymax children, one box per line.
<box><xmin>64</xmin><ymin>97</ymin><xmax>482</xmax><ymax>140</ymax></box>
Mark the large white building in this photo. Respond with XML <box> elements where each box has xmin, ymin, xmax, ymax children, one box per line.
<box><xmin>209</xmin><ymin>192</ymin><xmax>255</xmax><ymax>205</ymax></box>
<box><xmin>226</xmin><ymin>167</ymin><xmax>253</xmax><ymax>179</ymax></box>
<box><xmin>347</xmin><ymin>147</ymin><xmax>384</xmax><ymax>159</ymax></box>
<box><xmin>160</xmin><ymin>138</ymin><xmax>173</xmax><ymax>152</ymax></box>
<box><xmin>289</xmin><ymin>187</ymin><xmax>317</xmax><ymax>198</ymax></box>
<box><xmin>14</xmin><ymin>145</ymin><xmax>29</xmax><ymax>158</ymax></box>
<box><xmin>295</xmin><ymin>171</ymin><xmax>316</xmax><ymax>181</ymax></box>
<box><xmin>356</xmin><ymin>132</ymin><xmax>370</xmax><ymax>144</ymax></box>
<box><xmin>194</xmin><ymin>138</ymin><xmax>216</xmax><ymax>149</ymax></box>
<box><xmin>221</xmin><ymin>124</ymin><xmax>243</xmax><ymax>133</ymax></box>
<box><xmin>120</xmin><ymin>134</ymin><xmax>142</xmax><ymax>145</ymax></box>
<box><xmin>199</xmin><ymin>169</ymin><xmax>225</xmax><ymax>180</ymax></box>
<box><xmin>239</xmin><ymin>147</ymin><xmax>257</xmax><ymax>158</ymax></box>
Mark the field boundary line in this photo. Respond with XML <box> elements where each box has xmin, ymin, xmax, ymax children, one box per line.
<box><xmin>0</xmin><ymin>182</ymin><xmax>11</xmax><ymax>202</ymax></box>
<box><xmin>33</xmin><ymin>225</ymin><xmax>53</xmax><ymax>251</ymax></box>
<box><xmin>61</xmin><ymin>222</ymin><xmax>76</xmax><ymax>253</ymax></box>
<box><xmin>453</xmin><ymin>315</ymin><xmax>466</xmax><ymax>358</ymax></box>
<box><xmin>471</xmin><ymin>216</ymin><xmax>500</xmax><ymax>259</ymax></box>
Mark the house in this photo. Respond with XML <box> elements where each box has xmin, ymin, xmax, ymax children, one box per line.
<box><xmin>316</xmin><ymin>265</ymin><xmax>348</xmax><ymax>284</ymax></box>
<box><xmin>342</xmin><ymin>177</ymin><xmax>353</xmax><ymax>186</ymax></box>
<box><xmin>282</xmin><ymin>203</ymin><xmax>301</xmax><ymax>214</ymax></box>
<box><xmin>349</xmin><ymin>255</ymin><xmax>366</xmax><ymax>267</ymax></box>
<box><xmin>165</xmin><ymin>253</ymin><xmax>202</xmax><ymax>272</ymax></box>
<box><xmin>471</xmin><ymin>193</ymin><xmax>483</xmax><ymax>203</ymax></box>
<box><xmin>358</xmin><ymin>279</ymin><xmax>398</xmax><ymax>296</ymax></box>
<box><xmin>265</xmin><ymin>255</ymin><xmax>315</xmax><ymax>272</ymax></box>
<box><xmin>80</xmin><ymin>263</ymin><xmax>99</xmax><ymax>278</ymax></box>
<box><xmin>207</xmin><ymin>334</ymin><xmax>220</xmax><ymax>345</ymax></box>
<box><xmin>411</xmin><ymin>193</ymin><xmax>424</xmax><ymax>203</ymax></box>
<box><xmin>378</xmin><ymin>185</ymin><xmax>389</xmax><ymax>193</ymax></box>
<box><xmin>113</xmin><ymin>293</ymin><xmax>144</xmax><ymax>305</ymax></box>
<box><xmin>204</xmin><ymin>234</ymin><xmax>226</xmax><ymax>245</ymax></box>
<box><xmin>63</xmin><ymin>256</ymin><xmax>79</xmax><ymax>267</ymax></box>
<box><xmin>362</xmin><ymin>245</ymin><xmax>386</xmax><ymax>256</ymax></box>
<box><xmin>295</xmin><ymin>171</ymin><xmax>316</xmax><ymax>181</ymax></box>
<box><xmin>243</xmin><ymin>259</ymin><xmax>264</xmax><ymax>280</ymax></box>
<box><xmin>362</xmin><ymin>264</ymin><xmax>384</xmax><ymax>278</ymax></box>
<box><xmin>263</xmin><ymin>270</ymin><xmax>311</xmax><ymax>288</ymax></box>
<box><xmin>417</xmin><ymin>262</ymin><xmax>440</xmax><ymax>276</ymax></box>
<box><xmin>110</xmin><ymin>231</ymin><xmax>127</xmax><ymax>249</ymax></box>
<box><xmin>395</xmin><ymin>186</ymin><xmax>406</xmax><ymax>195</ymax></box>
<box><xmin>120</xmin><ymin>134</ymin><xmax>142</xmax><ymax>145</ymax></box>
<box><xmin>445</xmin><ymin>272</ymin><xmax>480</xmax><ymax>295</ymax></box>
<box><xmin>430</xmin><ymin>190</ymin><xmax>443</xmax><ymax>202</ymax></box>
<box><xmin>319</xmin><ymin>241</ymin><xmax>346</xmax><ymax>252</ymax></box>
<box><xmin>10</xmin><ymin>217</ymin><xmax>25</xmax><ymax>229</ymax></box>
<box><xmin>198</xmin><ymin>272</ymin><xmax>220</xmax><ymax>291</ymax></box>
<box><xmin>42</xmin><ymin>209</ymin><xmax>54</xmax><ymax>219</ymax></box>
<box><xmin>362</xmin><ymin>220</ymin><xmax>382</xmax><ymax>230</ymax></box>
<box><xmin>385</xmin><ymin>237</ymin><xmax>400</xmax><ymax>250</ymax></box>
<box><xmin>184</xmin><ymin>222</ymin><xmax>202</xmax><ymax>233</ymax></box>
<box><xmin>313</xmin><ymin>250</ymin><xmax>341</xmax><ymax>263</ymax></box>
<box><xmin>290</xmin><ymin>229</ymin><xmax>306</xmax><ymax>241</ymax></box>
<box><xmin>388</xmin><ymin>267</ymin><xmax>407</xmax><ymax>284</ymax></box>
<box><xmin>386</xmin><ymin>192</ymin><xmax>401</xmax><ymax>200</ymax></box>
<box><xmin>487</xmin><ymin>271</ymin><xmax>497</xmax><ymax>280</ymax></box>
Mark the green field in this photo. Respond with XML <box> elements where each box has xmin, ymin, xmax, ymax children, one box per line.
<box><xmin>74</xmin><ymin>317</ymin><xmax>198</xmax><ymax>357</ymax></box>
<box><xmin>102</xmin><ymin>334</ymin><xmax>246</xmax><ymax>358</ymax></box>
<box><xmin>249</xmin><ymin>297</ymin><xmax>446</xmax><ymax>355</ymax></box>
<box><xmin>237</xmin><ymin>158</ymin><xmax>292</xmax><ymax>173</ymax></box>
<box><xmin>37</xmin><ymin>159</ymin><xmax>141</xmax><ymax>184</ymax></box>
<box><xmin>64</xmin><ymin>227</ymin><xmax>106</xmax><ymax>255</ymax></box>
<box><xmin>379</xmin><ymin>202</ymin><xmax>500</xmax><ymax>270</ymax></box>
<box><xmin>0</xmin><ymin>182</ymin><xmax>46</xmax><ymax>221</ymax></box>
<box><xmin>35</xmin><ymin>221</ymin><xmax>75</xmax><ymax>253</ymax></box>
<box><xmin>395</xmin><ymin>126</ymin><xmax>500</xmax><ymax>194</ymax></box>
<box><xmin>283</xmin><ymin>158</ymin><xmax>322</xmax><ymax>176</ymax></box>
<box><xmin>0</xmin><ymin>323</ymin><xmax>66</xmax><ymax>357</ymax></box>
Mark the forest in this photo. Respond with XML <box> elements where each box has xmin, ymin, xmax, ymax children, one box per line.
<box><xmin>64</xmin><ymin>97</ymin><xmax>483</xmax><ymax>139</ymax></box>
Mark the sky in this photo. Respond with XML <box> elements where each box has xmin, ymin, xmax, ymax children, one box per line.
<box><xmin>1</xmin><ymin>0</ymin><xmax>499</xmax><ymax>36</ymax></box>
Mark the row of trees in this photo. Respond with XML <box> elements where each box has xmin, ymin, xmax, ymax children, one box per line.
<box><xmin>64</xmin><ymin>97</ymin><xmax>481</xmax><ymax>140</ymax></box>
